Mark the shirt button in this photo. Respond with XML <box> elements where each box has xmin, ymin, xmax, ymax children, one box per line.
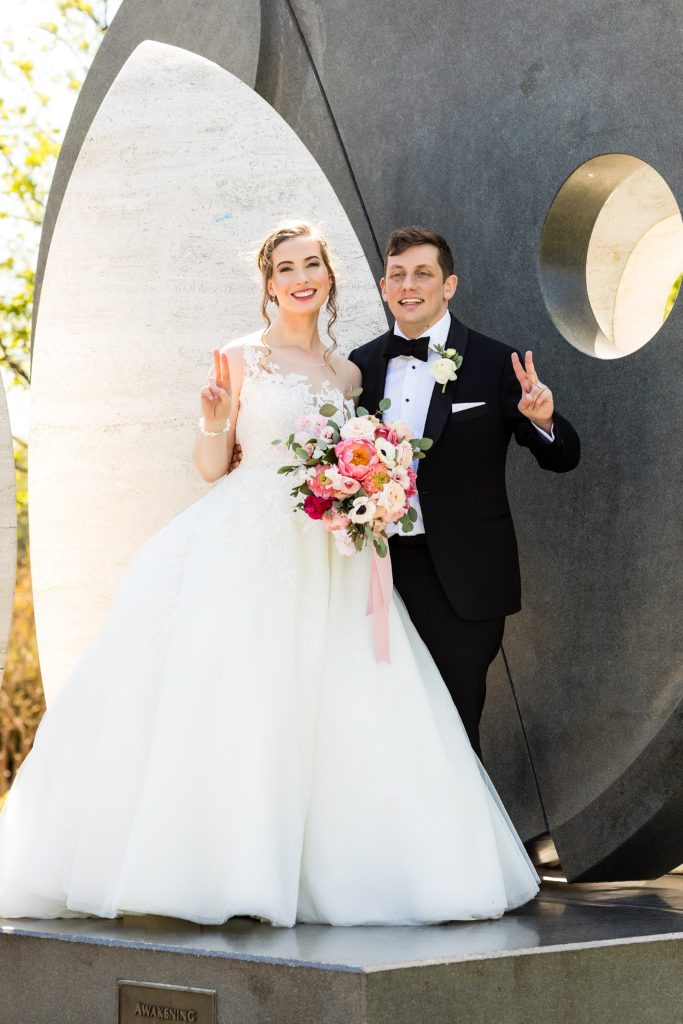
<box><xmin>405</xmin><ymin>397</ymin><xmax>410</xmax><ymax>402</ymax></box>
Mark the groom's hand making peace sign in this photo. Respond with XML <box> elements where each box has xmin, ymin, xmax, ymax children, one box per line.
<box><xmin>511</xmin><ymin>350</ymin><xmax>554</xmax><ymax>435</ymax></box>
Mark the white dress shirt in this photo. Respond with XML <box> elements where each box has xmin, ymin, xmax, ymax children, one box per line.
<box><xmin>383</xmin><ymin>310</ymin><xmax>554</xmax><ymax>537</ymax></box>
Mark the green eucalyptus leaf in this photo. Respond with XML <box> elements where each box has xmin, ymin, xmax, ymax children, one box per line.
<box><xmin>378</xmin><ymin>397</ymin><xmax>391</xmax><ymax>412</ymax></box>
<box><xmin>319</xmin><ymin>402</ymin><xmax>338</xmax><ymax>417</ymax></box>
<box><xmin>347</xmin><ymin>386</ymin><xmax>364</xmax><ymax>398</ymax></box>
<box><xmin>407</xmin><ymin>507</ymin><xmax>418</xmax><ymax>522</ymax></box>
<box><xmin>356</xmin><ymin>406</ymin><xmax>369</xmax><ymax>417</ymax></box>
<box><xmin>418</xmin><ymin>438</ymin><xmax>434</xmax><ymax>450</ymax></box>
<box><xmin>401</xmin><ymin>520</ymin><xmax>414</xmax><ymax>533</ymax></box>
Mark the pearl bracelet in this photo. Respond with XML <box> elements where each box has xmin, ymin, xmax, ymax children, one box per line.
<box><xmin>198</xmin><ymin>416</ymin><xmax>231</xmax><ymax>437</ymax></box>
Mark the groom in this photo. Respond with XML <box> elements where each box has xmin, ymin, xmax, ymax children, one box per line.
<box><xmin>349</xmin><ymin>226</ymin><xmax>580</xmax><ymax>759</ymax></box>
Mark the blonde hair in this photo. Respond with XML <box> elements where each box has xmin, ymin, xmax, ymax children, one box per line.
<box><xmin>256</xmin><ymin>220</ymin><xmax>338</xmax><ymax>370</ymax></box>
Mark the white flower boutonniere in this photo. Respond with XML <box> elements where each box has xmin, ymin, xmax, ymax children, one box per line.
<box><xmin>429</xmin><ymin>345</ymin><xmax>464</xmax><ymax>393</ymax></box>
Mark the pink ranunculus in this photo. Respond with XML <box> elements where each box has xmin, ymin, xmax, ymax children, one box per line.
<box><xmin>364</xmin><ymin>465</ymin><xmax>392</xmax><ymax>495</ymax></box>
<box><xmin>308</xmin><ymin>465</ymin><xmax>337</xmax><ymax>498</ymax></box>
<box><xmin>405</xmin><ymin>467</ymin><xmax>417</xmax><ymax>497</ymax></box>
<box><xmin>303</xmin><ymin>495</ymin><xmax>334</xmax><ymax>520</ymax></box>
<box><xmin>322</xmin><ymin>509</ymin><xmax>350</xmax><ymax>533</ymax></box>
<box><xmin>375</xmin><ymin>425</ymin><xmax>400</xmax><ymax>446</ymax></box>
<box><xmin>334</xmin><ymin>438</ymin><xmax>379</xmax><ymax>480</ymax></box>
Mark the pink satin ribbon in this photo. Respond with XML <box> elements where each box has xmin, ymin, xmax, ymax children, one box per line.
<box><xmin>366</xmin><ymin>547</ymin><xmax>393</xmax><ymax>662</ymax></box>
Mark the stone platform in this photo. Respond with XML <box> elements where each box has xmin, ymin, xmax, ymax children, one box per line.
<box><xmin>1</xmin><ymin>877</ymin><xmax>682</xmax><ymax>1024</ymax></box>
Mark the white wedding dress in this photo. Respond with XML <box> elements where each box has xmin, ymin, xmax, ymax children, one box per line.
<box><xmin>0</xmin><ymin>345</ymin><xmax>539</xmax><ymax>926</ymax></box>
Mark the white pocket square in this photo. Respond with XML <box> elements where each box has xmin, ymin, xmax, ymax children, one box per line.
<box><xmin>451</xmin><ymin>402</ymin><xmax>486</xmax><ymax>412</ymax></box>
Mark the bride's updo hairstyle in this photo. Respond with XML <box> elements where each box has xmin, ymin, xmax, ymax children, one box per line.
<box><xmin>257</xmin><ymin>220</ymin><xmax>339</xmax><ymax>370</ymax></box>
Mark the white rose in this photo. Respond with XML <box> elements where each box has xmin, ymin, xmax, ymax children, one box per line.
<box><xmin>375</xmin><ymin>437</ymin><xmax>396</xmax><ymax>467</ymax></box>
<box><xmin>340</xmin><ymin>416</ymin><xmax>377</xmax><ymax>441</ymax></box>
<box><xmin>430</xmin><ymin>358</ymin><xmax>458</xmax><ymax>386</ymax></box>
<box><xmin>348</xmin><ymin>495</ymin><xmax>377</xmax><ymax>524</ymax></box>
<box><xmin>388</xmin><ymin>420</ymin><xmax>413</xmax><ymax>441</ymax></box>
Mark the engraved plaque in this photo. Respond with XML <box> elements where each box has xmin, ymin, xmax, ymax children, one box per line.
<box><xmin>118</xmin><ymin>981</ymin><xmax>216</xmax><ymax>1024</ymax></box>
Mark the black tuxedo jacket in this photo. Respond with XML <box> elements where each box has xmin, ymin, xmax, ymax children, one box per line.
<box><xmin>349</xmin><ymin>314</ymin><xmax>581</xmax><ymax>621</ymax></box>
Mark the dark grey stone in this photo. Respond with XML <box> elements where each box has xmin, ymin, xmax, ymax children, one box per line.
<box><xmin>33</xmin><ymin>0</ymin><xmax>683</xmax><ymax>881</ymax></box>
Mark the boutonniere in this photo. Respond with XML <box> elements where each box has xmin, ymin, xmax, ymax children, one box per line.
<box><xmin>429</xmin><ymin>344</ymin><xmax>463</xmax><ymax>393</ymax></box>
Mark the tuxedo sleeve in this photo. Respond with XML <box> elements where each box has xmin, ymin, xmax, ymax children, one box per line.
<box><xmin>502</xmin><ymin>351</ymin><xmax>581</xmax><ymax>472</ymax></box>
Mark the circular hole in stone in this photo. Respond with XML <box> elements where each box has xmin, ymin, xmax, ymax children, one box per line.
<box><xmin>539</xmin><ymin>154</ymin><xmax>683</xmax><ymax>358</ymax></box>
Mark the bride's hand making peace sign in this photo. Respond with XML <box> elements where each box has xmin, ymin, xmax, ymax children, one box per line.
<box><xmin>511</xmin><ymin>350</ymin><xmax>554</xmax><ymax>434</ymax></box>
<box><xmin>200</xmin><ymin>348</ymin><xmax>232</xmax><ymax>430</ymax></box>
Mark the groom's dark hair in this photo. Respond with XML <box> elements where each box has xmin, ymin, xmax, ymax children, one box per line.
<box><xmin>384</xmin><ymin>226</ymin><xmax>455</xmax><ymax>281</ymax></box>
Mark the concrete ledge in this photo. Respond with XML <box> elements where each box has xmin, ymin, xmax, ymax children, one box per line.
<box><xmin>1</xmin><ymin>878</ymin><xmax>683</xmax><ymax>1023</ymax></box>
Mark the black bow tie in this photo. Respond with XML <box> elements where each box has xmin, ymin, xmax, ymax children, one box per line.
<box><xmin>384</xmin><ymin>335</ymin><xmax>430</xmax><ymax>362</ymax></box>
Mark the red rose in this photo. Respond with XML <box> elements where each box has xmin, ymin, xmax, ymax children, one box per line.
<box><xmin>303</xmin><ymin>495</ymin><xmax>334</xmax><ymax>520</ymax></box>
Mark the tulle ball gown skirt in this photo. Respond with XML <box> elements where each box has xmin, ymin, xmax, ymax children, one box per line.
<box><xmin>0</xmin><ymin>360</ymin><xmax>539</xmax><ymax>925</ymax></box>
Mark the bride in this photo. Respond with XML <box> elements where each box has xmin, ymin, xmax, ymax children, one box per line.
<box><xmin>0</xmin><ymin>221</ymin><xmax>539</xmax><ymax>926</ymax></box>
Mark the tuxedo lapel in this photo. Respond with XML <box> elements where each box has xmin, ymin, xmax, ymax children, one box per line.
<box><xmin>423</xmin><ymin>314</ymin><xmax>469</xmax><ymax>447</ymax></box>
<box><xmin>360</xmin><ymin>329</ymin><xmax>392</xmax><ymax>416</ymax></box>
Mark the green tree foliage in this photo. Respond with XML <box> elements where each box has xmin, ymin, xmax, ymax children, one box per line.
<box><xmin>0</xmin><ymin>1</ymin><xmax>108</xmax><ymax>794</ymax></box>
<box><xmin>664</xmin><ymin>272</ymin><xmax>682</xmax><ymax>322</ymax></box>
<box><xmin>0</xmin><ymin>440</ymin><xmax>43</xmax><ymax>797</ymax></box>
<box><xmin>0</xmin><ymin>0</ymin><xmax>107</xmax><ymax>385</ymax></box>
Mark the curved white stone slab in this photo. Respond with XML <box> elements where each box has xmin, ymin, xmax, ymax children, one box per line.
<box><xmin>0</xmin><ymin>383</ymin><xmax>16</xmax><ymax>690</ymax></box>
<box><xmin>30</xmin><ymin>40</ymin><xmax>387</xmax><ymax>703</ymax></box>
<box><xmin>586</xmin><ymin>159</ymin><xmax>682</xmax><ymax>353</ymax></box>
<box><xmin>613</xmin><ymin>214</ymin><xmax>683</xmax><ymax>354</ymax></box>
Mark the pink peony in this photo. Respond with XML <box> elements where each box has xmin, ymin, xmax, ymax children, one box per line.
<box><xmin>334</xmin><ymin>438</ymin><xmax>379</xmax><ymax>480</ymax></box>
<box><xmin>308</xmin><ymin>465</ymin><xmax>338</xmax><ymax>498</ymax></box>
<box><xmin>303</xmin><ymin>495</ymin><xmax>334</xmax><ymax>520</ymax></box>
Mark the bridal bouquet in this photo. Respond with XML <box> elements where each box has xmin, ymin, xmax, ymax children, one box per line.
<box><xmin>274</xmin><ymin>394</ymin><xmax>432</xmax><ymax>558</ymax></box>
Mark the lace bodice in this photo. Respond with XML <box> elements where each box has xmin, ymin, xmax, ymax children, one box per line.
<box><xmin>236</xmin><ymin>344</ymin><xmax>348</xmax><ymax>471</ymax></box>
